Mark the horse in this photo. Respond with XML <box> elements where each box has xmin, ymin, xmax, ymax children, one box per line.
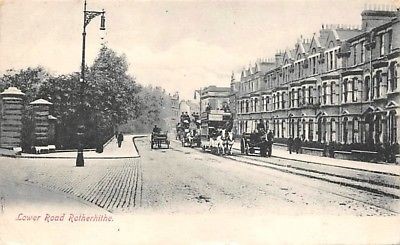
<box><xmin>209</xmin><ymin>130</ymin><xmax>224</xmax><ymax>155</ymax></box>
<box><xmin>221</xmin><ymin>129</ymin><xmax>234</xmax><ymax>155</ymax></box>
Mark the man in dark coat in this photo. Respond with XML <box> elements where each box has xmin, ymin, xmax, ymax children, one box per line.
<box><xmin>117</xmin><ymin>132</ymin><xmax>124</xmax><ymax>148</ymax></box>
<box><xmin>328</xmin><ymin>141</ymin><xmax>336</xmax><ymax>158</ymax></box>
<box><xmin>266</xmin><ymin>130</ymin><xmax>274</xmax><ymax>157</ymax></box>
<box><xmin>287</xmin><ymin>136</ymin><xmax>294</xmax><ymax>154</ymax></box>
<box><xmin>294</xmin><ymin>137</ymin><xmax>301</xmax><ymax>154</ymax></box>
<box><xmin>153</xmin><ymin>125</ymin><xmax>161</xmax><ymax>134</ymax></box>
<box><xmin>257</xmin><ymin>120</ymin><xmax>265</xmax><ymax>132</ymax></box>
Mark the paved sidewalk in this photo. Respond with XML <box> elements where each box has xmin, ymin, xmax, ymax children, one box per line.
<box><xmin>232</xmin><ymin>141</ymin><xmax>400</xmax><ymax>176</ymax></box>
<box><xmin>19</xmin><ymin>134</ymin><xmax>139</xmax><ymax>159</ymax></box>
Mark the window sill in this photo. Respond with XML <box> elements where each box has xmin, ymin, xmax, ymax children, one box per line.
<box><xmin>340</xmin><ymin>101</ymin><xmax>363</xmax><ymax>105</ymax></box>
<box><xmin>387</xmin><ymin>90</ymin><xmax>400</xmax><ymax>95</ymax></box>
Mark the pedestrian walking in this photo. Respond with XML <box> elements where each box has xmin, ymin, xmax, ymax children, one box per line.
<box><xmin>266</xmin><ymin>130</ymin><xmax>274</xmax><ymax>157</ymax></box>
<box><xmin>383</xmin><ymin>142</ymin><xmax>390</xmax><ymax>163</ymax></box>
<box><xmin>376</xmin><ymin>141</ymin><xmax>384</xmax><ymax>162</ymax></box>
<box><xmin>117</xmin><ymin>132</ymin><xmax>124</xmax><ymax>148</ymax></box>
<box><xmin>328</xmin><ymin>141</ymin><xmax>336</xmax><ymax>158</ymax></box>
<box><xmin>287</xmin><ymin>136</ymin><xmax>293</xmax><ymax>154</ymax></box>
<box><xmin>294</xmin><ymin>137</ymin><xmax>301</xmax><ymax>154</ymax></box>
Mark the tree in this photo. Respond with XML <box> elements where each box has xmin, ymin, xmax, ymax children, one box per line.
<box><xmin>37</xmin><ymin>73</ymin><xmax>81</xmax><ymax>148</ymax></box>
<box><xmin>36</xmin><ymin>45</ymin><xmax>142</xmax><ymax>148</ymax></box>
<box><xmin>86</xmin><ymin>45</ymin><xmax>141</xmax><ymax>130</ymax></box>
<box><xmin>0</xmin><ymin>67</ymin><xmax>50</xmax><ymax>103</ymax></box>
<box><xmin>0</xmin><ymin>45</ymin><xmax>173</xmax><ymax>149</ymax></box>
<box><xmin>120</xmin><ymin>85</ymin><xmax>174</xmax><ymax>133</ymax></box>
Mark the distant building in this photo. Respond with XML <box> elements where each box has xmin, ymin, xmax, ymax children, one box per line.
<box><xmin>169</xmin><ymin>92</ymin><xmax>180</xmax><ymax>130</ymax></box>
<box><xmin>179</xmin><ymin>100</ymin><xmax>200</xmax><ymax>116</ymax></box>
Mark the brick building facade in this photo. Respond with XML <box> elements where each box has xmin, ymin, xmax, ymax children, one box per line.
<box><xmin>233</xmin><ymin>9</ymin><xmax>400</xmax><ymax>161</ymax></box>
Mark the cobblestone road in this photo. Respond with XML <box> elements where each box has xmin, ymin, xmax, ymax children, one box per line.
<box><xmin>24</xmin><ymin>159</ymin><xmax>143</xmax><ymax>212</ymax></box>
<box><xmin>1</xmin><ymin>135</ymin><xmax>143</xmax><ymax>213</ymax></box>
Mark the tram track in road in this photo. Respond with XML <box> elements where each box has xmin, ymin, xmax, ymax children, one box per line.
<box><xmin>230</xmin><ymin>154</ymin><xmax>400</xmax><ymax>193</ymax></box>
<box><xmin>168</xmin><ymin>140</ymin><xmax>400</xmax><ymax>214</ymax></box>
<box><xmin>229</xmin><ymin>155</ymin><xmax>399</xmax><ymax>213</ymax></box>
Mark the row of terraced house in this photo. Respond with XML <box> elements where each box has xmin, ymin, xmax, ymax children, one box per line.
<box><xmin>223</xmin><ymin>8</ymin><xmax>400</xmax><ymax>163</ymax></box>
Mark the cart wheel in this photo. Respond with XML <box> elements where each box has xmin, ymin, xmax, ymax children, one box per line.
<box><xmin>245</xmin><ymin>146</ymin><xmax>249</xmax><ymax>155</ymax></box>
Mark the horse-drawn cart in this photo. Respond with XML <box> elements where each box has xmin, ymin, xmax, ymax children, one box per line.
<box><xmin>151</xmin><ymin>132</ymin><xmax>170</xmax><ymax>149</ymax></box>
<box><xmin>182</xmin><ymin>131</ymin><xmax>201</xmax><ymax>147</ymax></box>
<box><xmin>240</xmin><ymin>132</ymin><xmax>267</xmax><ymax>156</ymax></box>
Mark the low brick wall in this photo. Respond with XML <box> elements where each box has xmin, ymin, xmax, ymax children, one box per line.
<box><xmin>351</xmin><ymin>150</ymin><xmax>378</xmax><ymax>162</ymax></box>
<box><xmin>236</xmin><ymin>140</ymin><xmax>398</xmax><ymax>164</ymax></box>
<box><xmin>302</xmin><ymin>147</ymin><xmax>324</xmax><ymax>157</ymax></box>
<box><xmin>273</xmin><ymin>143</ymin><xmax>380</xmax><ymax>163</ymax></box>
<box><xmin>273</xmin><ymin>143</ymin><xmax>287</xmax><ymax>150</ymax></box>
<box><xmin>334</xmin><ymin>151</ymin><xmax>353</xmax><ymax>160</ymax></box>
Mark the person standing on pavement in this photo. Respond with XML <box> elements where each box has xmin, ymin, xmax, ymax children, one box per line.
<box><xmin>266</xmin><ymin>130</ymin><xmax>274</xmax><ymax>157</ymax></box>
<box><xmin>117</xmin><ymin>132</ymin><xmax>124</xmax><ymax>148</ymax></box>
<box><xmin>294</xmin><ymin>136</ymin><xmax>301</xmax><ymax>154</ymax></box>
<box><xmin>287</xmin><ymin>136</ymin><xmax>293</xmax><ymax>154</ymax></box>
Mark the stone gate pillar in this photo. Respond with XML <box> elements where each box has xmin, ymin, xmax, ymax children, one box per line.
<box><xmin>0</xmin><ymin>87</ymin><xmax>25</xmax><ymax>149</ymax></box>
<box><xmin>29</xmin><ymin>99</ymin><xmax>53</xmax><ymax>146</ymax></box>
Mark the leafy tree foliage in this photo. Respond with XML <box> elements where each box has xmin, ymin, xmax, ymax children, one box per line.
<box><xmin>0</xmin><ymin>67</ymin><xmax>50</xmax><ymax>103</ymax></box>
<box><xmin>120</xmin><ymin>85</ymin><xmax>173</xmax><ymax>133</ymax></box>
<box><xmin>87</xmin><ymin>45</ymin><xmax>140</xmax><ymax>127</ymax></box>
<box><xmin>37</xmin><ymin>73</ymin><xmax>81</xmax><ymax>148</ymax></box>
<box><xmin>0</xmin><ymin>45</ymin><xmax>172</xmax><ymax>149</ymax></box>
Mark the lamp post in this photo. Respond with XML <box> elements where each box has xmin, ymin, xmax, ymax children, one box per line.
<box><xmin>76</xmin><ymin>0</ymin><xmax>106</xmax><ymax>167</ymax></box>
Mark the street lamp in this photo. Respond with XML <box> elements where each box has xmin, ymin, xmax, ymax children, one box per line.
<box><xmin>76</xmin><ymin>0</ymin><xmax>106</xmax><ymax>167</ymax></box>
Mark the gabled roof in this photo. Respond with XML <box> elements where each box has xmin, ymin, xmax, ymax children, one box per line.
<box><xmin>324</xmin><ymin>31</ymin><xmax>339</xmax><ymax>48</ymax></box>
<box><xmin>282</xmin><ymin>49</ymin><xmax>294</xmax><ymax>65</ymax></box>
<box><xmin>308</xmin><ymin>34</ymin><xmax>322</xmax><ymax>54</ymax></box>
<box><xmin>294</xmin><ymin>41</ymin><xmax>307</xmax><ymax>59</ymax></box>
<box><xmin>253</xmin><ymin>63</ymin><xmax>259</xmax><ymax>73</ymax></box>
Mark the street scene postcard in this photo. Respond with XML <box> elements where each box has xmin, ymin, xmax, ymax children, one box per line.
<box><xmin>0</xmin><ymin>0</ymin><xmax>400</xmax><ymax>244</ymax></box>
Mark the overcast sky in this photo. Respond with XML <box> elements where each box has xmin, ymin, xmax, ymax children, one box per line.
<box><xmin>0</xmin><ymin>0</ymin><xmax>396</xmax><ymax>99</ymax></box>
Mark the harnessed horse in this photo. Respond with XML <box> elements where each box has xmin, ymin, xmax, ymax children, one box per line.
<box><xmin>221</xmin><ymin>129</ymin><xmax>234</xmax><ymax>155</ymax></box>
<box><xmin>208</xmin><ymin>130</ymin><xmax>224</xmax><ymax>155</ymax></box>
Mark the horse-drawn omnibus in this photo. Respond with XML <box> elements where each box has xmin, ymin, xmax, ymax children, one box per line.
<box><xmin>176</xmin><ymin>113</ymin><xmax>201</xmax><ymax>147</ymax></box>
<box><xmin>201</xmin><ymin>109</ymin><xmax>234</xmax><ymax>155</ymax></box>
